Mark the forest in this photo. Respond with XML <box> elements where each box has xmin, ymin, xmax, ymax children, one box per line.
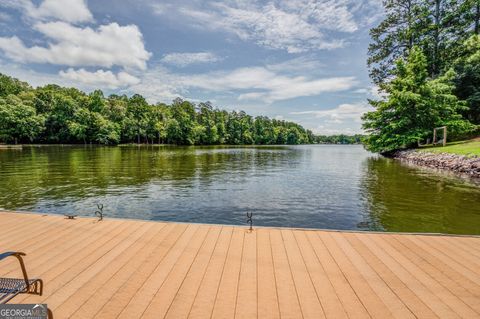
<box><xmin>0</xmin><ymin>73</ymin><xmax>324</xmax><ymax>145</ymax></box>
<box><xmin>363</xmin><ymin>0</ymin><xmax>480</xmax><ymax>153</ymax></box>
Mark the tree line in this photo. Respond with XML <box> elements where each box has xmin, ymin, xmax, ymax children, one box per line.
<box><xmin>364</xmin><ymin>0</ymin><xmax>480</xmax><ymax>153</ymax></box>
<box><xmin>314</xmin><ymin>134</ymin><xmax>364</xmax><ymax>144</ymax></box>
<box><xmin>0</xmin><ymin>73</ymin><xmax>326</xmax><ymax>145</ymax></box>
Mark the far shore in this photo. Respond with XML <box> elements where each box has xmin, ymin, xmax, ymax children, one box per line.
<box><xmin>0</xmin><ymin>143</ymin><xmax>362</xmax><ymax>147</ymax></box>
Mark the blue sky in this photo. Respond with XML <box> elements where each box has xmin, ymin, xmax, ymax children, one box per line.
<box><xmin>0</xmin><ymin>0</ymin><xmax>384</xmax><ymax>134</ymax></box>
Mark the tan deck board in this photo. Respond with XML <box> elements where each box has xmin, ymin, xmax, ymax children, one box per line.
<box><xmin>428</xmin><ymin>236</ymin><xmax>480</xmax><ymax>268</ymax></box>
<box><xmin>319</xmin><ymin>232</ymin><xmax>393</xmax><ymax>319</ymax></box>
<box><xmin>282</xmin><ymin>229</ymin><xmax>325</xmax><ymax>319</ymax></box>
<box><xmin>53</xmin><ymin>222</ymin><xmax>162</xmax><ymax>318</ymax></box>
<box><xmin>392</xmin><ymin>235</ymin><xmax>480</xmax><ymax>295</ymax></box>
<box><xmin>365</xmin><ymin>234</ymin><xmax>465</xmax><ymax>318</ymax></box>
<box><xmin>164</xmin><ymin>226</ymin><xmax>222</xmax><ymax>319</ymax></box>
<box><xmin>270</xmin><ymin>228</ymin><xmax>303</xmax><ymax>318</ymax></box>
<box><xmin>0</xmin><ymin>215</ymin><xmax>64</xmax><ymax>244</ymax></box>
<box><xmin>305</xmin><ymin>231</ymin><xmax>371</xmax><ymax>319</ymax></box>
<box><xmin>17</xmin><ymin>221</ymin><xmax>138</xmax><ymax>304</ymax></box>
<box><xmin>210</xmin><ymin>227</ymin><xmax>244</xmax><ymax>319</ymax></box>
<box><xmin>256</xmin><ymin>229</ymin><xmax>280</xmax><ymax>319</ymax></box>
<box><xmin>355</xmin><ymin>233</ymin><xmax>459</xmax><ymax>318</ymax></box>
<box><xmin>0</xmin><ymin>220</ymin><xmax>86</xmax><ymax>274</ymax></box>
<box><xmin>332</xmin><ymin>233</ymin><xmax>415</xmax><ymax>319</ymax></box>
<box><xmin>293</xmin><ymin>230</ymin><xmax>348</xmax><ymax>319</ymax></box>
<box><xmin>141</xmin><ymin>226</ymin><xmax>211</xmax><ymax>318</ymax></box>
<box><xmin>385</xmin><ymin>235</ymin><xmax>480</xmax><ymax>315</ymax></box>
<box><xmin>1</xmin><ymin>212</ymin><xmax>479</xmax><ymax>318</ymax></box>
<box><xmin>343</xmin><ymin>233</ymin><xmax>438</xmax><ymax>319</ymax></box>
<box><xmin>94</xmin><ymin>223</ymin><xmax>187</xmax><ymax>319</ymax></box>
<box><xmin>438</xmin><ymin>237</ymin><xmax>480</xmax><ymax>259</ymax></box>
<box><xmin>404</xmin><ymin>235</ymin><xmax>480</xmax><ymax>286</ymax></box>
<box><xmin>70</xmin><ymin>222</ymin><xmax>171</xmax><ymax>318</ymax></box>
<box><xmin>117</xmin><ymin>224</ymin><xmax>200</xmax><ymax>319</ymax></box>
<box><xmin>234</xmin><ymin>229</ymin><xmax>257</xmax><ymax>319</ymax></box>
<box><xmin>187</xmin><ymin>227</ymin><xmax>233</xmax><ymax>319</ymax></box>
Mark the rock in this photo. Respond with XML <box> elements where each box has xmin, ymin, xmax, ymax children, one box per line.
<box><xmin>392</xmin><ymin>150</ymin><xmax>480</xmax><ymax>179</ymax></box>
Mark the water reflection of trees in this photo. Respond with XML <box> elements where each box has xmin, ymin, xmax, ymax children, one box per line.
<box><xmin>359</xmin><ymin>157</ymin><xmax>480</xmax><ymax>235</ymax></box>
<box><xmin>0</xmin><ymin>145</ymin><xmax>301</xmax><ymax>209</ymax></box>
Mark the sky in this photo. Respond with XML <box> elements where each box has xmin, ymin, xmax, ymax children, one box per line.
<box><xmin>0</xmin><ymin>0</ymin><xmax>384</xmax><ymax>135</ymax></box>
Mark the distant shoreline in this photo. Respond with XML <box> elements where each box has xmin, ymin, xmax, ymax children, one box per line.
<box><xmin>0</xmin><ymin>143</ymin><xmax>363</xmax><ymax>147</ymax></box>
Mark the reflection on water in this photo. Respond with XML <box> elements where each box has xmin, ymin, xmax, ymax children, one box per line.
<box><xmin>0</xmin><ymin>145</ymin><xmax>479</xmax><ymax>234</ymax></box>
<box><xmin>359</xmin><ymin>157</ymin><xmax>480</xmax><ymax>234</ymax></box>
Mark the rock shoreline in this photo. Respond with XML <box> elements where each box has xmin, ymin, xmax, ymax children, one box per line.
<box><xmin>392</xmin><ymin>150</ymin><xmax>480</xmax><ymax>178</ymax></box>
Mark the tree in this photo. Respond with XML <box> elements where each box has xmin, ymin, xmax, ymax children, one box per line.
<box><xmin>197</xmin><ymin>102</ymin><xmax>219</xmax><ymax>144</ymax></box>
<box><xmin>91</xmin><ymin>113</ymin><xmax>120</xmax><ymax>145</ymax></box>
<box><xmin>0</xmin><ymin>73</ymin><xmax>31</xmax><ymax>97</ymax></box>
<box><xmin>454</xmin><ymin>34</ymin><xmax>480</xmax><ymax>123</ymax></box>
<box><xmin>169</xmin><ymin>98</ymin><xmax>197</xmax><ymax>145</ymax></box>
<box><xmin>0</xmin><ymin>73</ymin><xmax>321</xmax><ymax>146</ymax></box>
<box><xmin>124</xmin><ymin>94</ymin><xmax>150</xmax><ymax>143</ymax></box>
<box><xmin>368</xmin><ymin>0</ymin><xmax>426</xmax><ymax>84</ymax></box>
<box><xmin>0</xmin><ymin>95</ymin><xmax>44</xmax><ymax>144</ymax></box>
<box><xmin>422</xmin><ymin>0</ymin><xmax>475</xmax><ymax>77</ymax></box>
<box><xmin>368</xmin><ymin>0</ymin><xmax>480</xmax><ymax>84</ymax></box>
<box><xmin>363</xmin><ymin>47</ymin><xmax>474</xmax><ymax>153</ymax></box>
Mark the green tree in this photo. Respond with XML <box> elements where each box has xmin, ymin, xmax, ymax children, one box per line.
<box><xmin>0</xmin><ymin>95</ymin><xmax>45</xmax><ymax>144</ymax></box>
<box><xmin>123</xmin><ymin>94</ymin><xmax>150</xmax><ymax>143</ymax></box>
<box><xmin>0</xmin><ymin>73</ymin><xmax>31</xmax><ymax>97</ymax></box>
<box><xmin>368</xmin><ymin>0</ymin><xmax>426</xmax><ymax>84</ymax></box>
<box><xmin>454</xmin><ymin>34</ymin><xmax>480</xmax><ymax>123</ymax></box>
<box><xmin>363</xmin><ymin>47</ymin><xmax>473</xmax><ymax>153</ymax></box>
<box><xmin>91</xmin><ymin>113</ymin><xmax>120</xmax><ymax>145</ymax></box>
<box><xmin>369</xmin><ymin>0</ymin><xmax>480</xmax><ymax>84</ymax></box>
<box><xmin>35</xmin><ymin>86</ymin><xmax>81</xmax><ymax>143</ymax></box>
<box><xmin>0</xmin><ymin>73</ymin><xmax>319</xmax><ymax>146</ymax></box>
<box><xmin>169</xmin><ymin>98</ymin><xmax>197</xmax><ymax>145</ymax></box>
<box><xmin>197</xmin><ymin>102</ymin><xmax>219</xmax><ymax>144</ymax></box>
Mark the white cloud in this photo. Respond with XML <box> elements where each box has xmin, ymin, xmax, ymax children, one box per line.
<box><xmin>154</xmin><ymin>0</ymin><xmax>382</xmax><ymax>53</ymax></box>
<box><xmin>293</xmin><ymin>102</ymin><xmax>372</xmax><ymax>135</ymax></box>
<box><xmin>177</xmin><ymin>2</ymin><xmax>343</xmax><ymax>53</ymax></box>
<box><xmin>313</xmin><ymin>125</ymin><xmax>361</xmax><ymax>135</ymax></box>
<box><xmin>290</xmin><ymin>103</ymin><xmax>372</xmax><ymax>124</ymax></box>
<box><xmin>182</xmin><ymin>67</ymin><xmax>356</xmax><ymax>102</ymax></box>
<box><xmin>2</xmin><ymin>0</ymin><xmax>93</xmax><ymax>23</ymax></box>
<box><xmin>266</xmin><ymin>56</ymin><xmax>324</xmax><ymax>74</ymax></box>
<box><xmin>126</xmin><ymin>65</ymin><xmax>187</xmax><ymax>102</ymax></box>
<box><xmin>0</xmin><ymin>22</ymin><xmax>151</xmax><ymax>70</ymax></box>
<box><xmin>59</xmin><ymin>68</ymin><xmax>140</xmax><ymax>89</ymax></box>
<box><xmin>161</xmin><ymin>52</ymin><xmax>221</xmax><ymax>67</ymax></box>
<box><xmin>128</xmin><ymin>64</ymin><xmax>356</xmax><ymax>103</ymax></box>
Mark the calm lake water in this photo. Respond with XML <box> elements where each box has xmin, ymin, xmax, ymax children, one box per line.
<box><xmin>1</xmin><ymin>145</ymin><xmax>479</xmax><ymax>234</ymax></box>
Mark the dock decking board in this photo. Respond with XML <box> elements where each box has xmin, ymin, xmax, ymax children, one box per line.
<box><xmin>0</xmin><ymin>212</ymin><xmax>479</xmax><ymax>319</ymax></box>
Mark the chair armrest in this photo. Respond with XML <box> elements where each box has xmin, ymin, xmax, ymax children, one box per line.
<box><xmin>0</xmin><ymin>252</ymin><xmax>30</xmax><ymax>289</ymax></box>
<box><xmin>0</xmin><ymin>252</ymin><xmax>25</xmax><ymax>261</ymax></box>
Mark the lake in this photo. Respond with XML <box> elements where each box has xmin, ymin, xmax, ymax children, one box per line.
<box><xmin>0</xmin><ymin>145</ymin><xmax>479</xmax><ymax>234</ymax></box>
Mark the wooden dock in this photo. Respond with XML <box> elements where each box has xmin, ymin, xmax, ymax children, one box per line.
<box><xmin>1</xmin><ymin>211</ymin><xmax>479</xmax><ymax>318</ymax></box>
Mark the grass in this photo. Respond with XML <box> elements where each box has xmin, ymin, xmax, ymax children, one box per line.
<box><xmin>418</xmin><ymin>138</ymin><xmax>480</xmax><ymax>157</ymax></box>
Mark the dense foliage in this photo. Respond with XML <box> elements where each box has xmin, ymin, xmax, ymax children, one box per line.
<box><xmin>368</xmin><ymin>0</ymin><xmax>480</xmax><ymax>84</ymax></box>
<box><xmin>363</xmin><ymin>47</ymin><xmax>474</xmax><ymax>152</ymax></box>
<box><xmin>454</xmin><ymin>34</ymin><xmax>480</xmax><ymax>123</ymax></box>
<box><xmin>364</xmin><ymin>0</ymin><xmax>480</xmax><ymax>153</ymax></box>
<box><xmin>0</xmin><ymin>74</ymin><xmax>321</xmax><ymax>145</ymax></box>
<box><xmin>314</xmin><ymin>134</ymin><xmax>364</xmax><ymax>144</ymax></box>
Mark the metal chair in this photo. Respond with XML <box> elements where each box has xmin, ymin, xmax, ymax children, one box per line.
<box><xmin>0</xmin><ymin>252</ymin><xmax>43</xmax><ymax>304</ymax></box>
